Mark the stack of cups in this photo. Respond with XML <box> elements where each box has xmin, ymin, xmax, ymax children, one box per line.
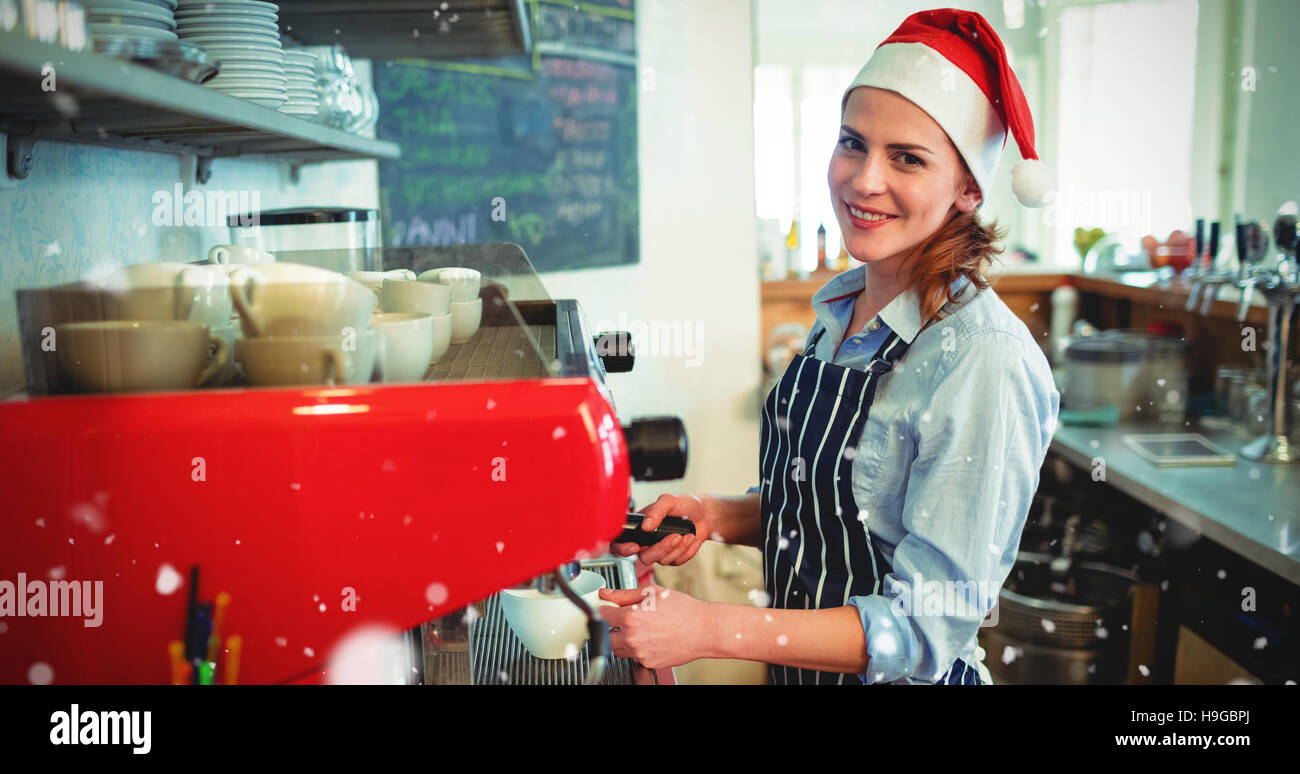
<box><xmin>228</xmin><ymin>262</ymin><xmax>378</xmax><ymax>387</ymax></box>
<box><xmin>56</xmin><ymin>263</ymin><xmax>234</xmax><ymax>393</ymax></box>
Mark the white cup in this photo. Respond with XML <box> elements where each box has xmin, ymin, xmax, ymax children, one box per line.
<box><xmin>208</xmin><ymin>244</ymin><xmax>276</xmax><ymax>266</ymax></box>
<box><xmin>99</xmin><ymin>262</ymin><xmax>232</xmax><ymax>329</ymax></box>
<box><xmin>429</xmin><ymin>312</ymin><xmax>452</xmax><ymax>364</ymax></box>
<box><xmin>228</xmin><ymin>262</ymin><xmax>373</xmax><ymax>339</ymax></box>
<box><xmin>417</xmin><ymin>267</ymin><xmax>481</xmax><ymax>302</ymax></box>
<box><xmin>448</xmin><ymin>298</ymin><xmax>482</xmax><ymax>343</ymax></box>
<box><xmin>370</xmin><ymin>312</ymin><xmax>434</xmax><ymax>383</ymax></box>
<box><xmin>381</xmin><ymin>278</ymin><xmax>451</xmax><ymax>316</ymax></box>
<box><xmin>55</xmin><ymin>320</ymin><xmax>229</xmax><ymax>393</ymax></box>
<box><xmin>350</xmin><ymin>269</ymin><xmax>417</xmax><ymax>310</ymax></box>
<box><xmin>238</xmin><ymin>328</ymin><xmax>377</xmax><ymax>387</ymax></box>
<box><xmin>202</xmin><ymin>324</ymin><xmax>241</xmax><ymax>387</ymax></box>
<box><xmin>498</xmin><ymin>571</ymin><xmax>617</xmax><ymax>659</ymax></box>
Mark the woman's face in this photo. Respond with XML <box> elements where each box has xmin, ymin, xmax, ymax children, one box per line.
<box><xmin>828</xmin><ymin>86</ymin><xmax>982</xmax><ymax>271</ymax></box>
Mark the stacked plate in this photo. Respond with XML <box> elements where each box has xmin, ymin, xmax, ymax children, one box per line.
<box><xmin>87</xmin><ymin>0</ymin><xmax>180</xmax><ymax>44</ymax></box>
<box><xmin>174</xmin><ymin>0</ymin><xmax>285</xmax><ymax>109</ymax></box>
<box><xmin>281</xmin><ymin>50</ymin><xmax>319</xmax><ymax>119</ymax></box>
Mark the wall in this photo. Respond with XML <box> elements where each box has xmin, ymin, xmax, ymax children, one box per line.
<box><xmin>0</xmin><ymin>64</ymin><xmax>379</xmax><ymax>394</ymax></box>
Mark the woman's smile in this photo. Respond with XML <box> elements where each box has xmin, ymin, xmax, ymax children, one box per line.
<box><xmin>844</xmin><ymin>201</ymin><xmax>898</xmax><ymax>230</ymax></box>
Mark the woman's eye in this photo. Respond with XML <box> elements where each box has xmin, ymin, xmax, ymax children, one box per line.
<box><xmin>837</xmin><ymin>136</ymin><xmax>863</xmax><ymax>152</ymax></box>
<box><xmin>898</xmin><ymin>153</ymin><xmax>923</xmax><ymax>167</ymax></box>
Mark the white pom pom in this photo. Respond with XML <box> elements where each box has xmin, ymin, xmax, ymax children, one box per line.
<box><xmin>1011</xmin><ymin>158</ymin><xmax>1055</xmax><ymax>208</ymax></box>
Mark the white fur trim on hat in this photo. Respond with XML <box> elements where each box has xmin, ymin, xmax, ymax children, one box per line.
<box><xmin>844</xmin><ymin>42</ymin><xmax>1006</xmax><ymax>202</ymax></box>
<box><xmin>1011</xmin><ymin>158</ymin><xmax>1054</xmax><ymax>208</ymax></box>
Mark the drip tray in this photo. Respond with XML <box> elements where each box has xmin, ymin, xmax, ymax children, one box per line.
<box><xmin>425</xmin><ymin>324</ymin><xmax>558</xmax><ymax>381</ymax></box>
<box><xmin>422</xmin><ymin>557</ymin><xmax>639</xmax><ymax>685</ymax></box>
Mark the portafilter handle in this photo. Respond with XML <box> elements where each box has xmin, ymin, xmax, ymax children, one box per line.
<box><xmin>615</xmin><ymin>513</ymin><xmax>697</xmax><ymax>546</ymax></box>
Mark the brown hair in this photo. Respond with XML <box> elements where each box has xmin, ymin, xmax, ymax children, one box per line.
<box><xmin>901</xmin><ymin>208</ymin><xmax>1007</xmax><ymax>323</ymax></box>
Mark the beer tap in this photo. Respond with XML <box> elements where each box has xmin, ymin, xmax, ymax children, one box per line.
<box><xmin>1213</xmin><ymin>210</ymin><xmax>1300</xmax><ymax>464</ymax></box>
<box><xmin>1186</xmin><ymin>220</ymin><xmax>1228</xmax><ymax>314</ymax></box>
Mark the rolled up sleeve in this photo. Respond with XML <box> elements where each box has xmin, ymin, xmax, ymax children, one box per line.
<box><xmin>848</xmin><ymin>332</ymin><xmax>1059</xmax><ymax>683</ymax></box>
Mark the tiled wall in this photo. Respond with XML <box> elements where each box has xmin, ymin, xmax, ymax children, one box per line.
<box><xmin>0</xmin><ymin>140</ymin><xmax>379</xmax><ymax>394</ymax></box>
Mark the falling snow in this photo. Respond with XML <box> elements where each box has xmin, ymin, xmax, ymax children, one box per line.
<box><xmin>304</xmin><ymin>647</ymin><xmax>315</xmax><ymax>658</ymax></box>
<box><xmin>155</xmin><ymin>564</ymin><xmax>183</xmax><ymax>595</ymax></box>
<box><xmin>1040</xmin><ymin>618</ymin><xmax>1056</xmax><ymax>633</ymax></box>
<box><xmin>28</xmin><ymin>663</ymin><xmax>53</xmax><ymax>685</ymax></box>
<box><xmin>552</xmin><ymin>427</ymin><xmax>566</xmax><ymax>439</ymax></box>
<box><xmin>47</xmin><ymin>566</ymin><xmax>66</xmax><ymax>580</ymax></box>
<box><xmin>777</xmin><ymin>635</ymin><xmax>788</xmax><ymax>646</ymax></box>
<box><xmin>425</xmin><ymin>583</ymin><xmax>449</xmax><ymax>606</ymax></box>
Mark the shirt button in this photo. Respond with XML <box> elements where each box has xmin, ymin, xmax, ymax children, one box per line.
<box><xmin>867</xmin><ymin>319</ymin><xmax>881</xmax><ymax>331</ymax></box>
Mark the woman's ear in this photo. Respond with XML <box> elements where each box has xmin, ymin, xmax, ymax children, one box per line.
<box><xmin>954</xmin><ymin>174</ymin><xmax>983</xmax><ymax>213</ymax></box>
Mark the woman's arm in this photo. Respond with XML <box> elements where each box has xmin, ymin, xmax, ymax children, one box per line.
<box><xmin>705</xmin><ymin>603</ymin><xmax>869</xmax><ymax>674</ymax></box>
<box><xmin>701</xmin><ymin>492</ymin><xmax>763</xmax><ymax>547</ymax></box>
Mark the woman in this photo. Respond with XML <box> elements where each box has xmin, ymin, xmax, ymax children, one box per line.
<box><xmin>599</xmin><ymin>9</ymin><xmax>1060</xmax><ymax>685</ymax></box>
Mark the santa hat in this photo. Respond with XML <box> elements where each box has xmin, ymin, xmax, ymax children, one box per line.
<box><xmin>842</xmin><ymin>8</ymin><xmax>1053</xmax><ymax>208</ymax></box>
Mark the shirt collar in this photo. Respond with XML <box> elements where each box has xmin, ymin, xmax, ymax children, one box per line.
<box><xmin>810</xmin><ymin>267</ymin><xmax>976</xmax><ymax>345</ymax></box>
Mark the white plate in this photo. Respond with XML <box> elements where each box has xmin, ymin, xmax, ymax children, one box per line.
<box><xmin>89</xmin><ymin>23</ymin><xmax>178</xmax><ymax>39</ymax></box>
<box><xmin>181</xmin><ymin>34</ymin><xmax>280</xmax><ymax>46</ymax></box>
<box><xmin>216</xmin><ymin>63</ymin><xmax>285</xmax><ymax>75</ymax></box>
<box><xmin>209</xmin><ymin>87</ymin><xmax>286</xmax><ymax>97</ymax></box>
<box><xmin>214</xmin><ymin>75</ymin><xmax>287</xmax><ymax>85</ymax></box>
<box><xmin>203</xmin><ymin>48</ymin><xmax>284</xmax><ymax>60</ymax></box>
<box><xmin>175</xmin><ymin>6</ymin><xmax>277</xmax><ymax>22</ymax></box>
<box><xmin>89</xmin><ymin>0</ymin><xmax>175</xmax><ymax>11</ymax></box>
<box><xmin>210</xmin><ymin>79</ymin><xmax>288</xmax><ymax>90</ymax></box>
<box><xmin>86</xmin><ymin>3</ymin><xmax>176</xmax><ymax>26</ymax></box>
<box><xmin>175</xmin><ymin>17</ymin><xmax>278</xmax><ymax>31</ymax></box>
<box><xmin>178</xmin><ymin>0</ymin><xmax>278</xmax><ymax>9</ymax></box>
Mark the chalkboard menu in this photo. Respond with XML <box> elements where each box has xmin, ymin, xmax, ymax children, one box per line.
<box><xmin>375</xmin><ymin>0</ymin><xmax>638</xmax><ymax>272</ymax></box>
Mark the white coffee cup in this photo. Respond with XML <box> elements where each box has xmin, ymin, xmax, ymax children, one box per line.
<box><xmin>370</xmin><ymin>312</ymin><xmax>434</xmax><ymax>383</ymax></box>
<box><xmin>429</xmin><ymin>312</ymin><xmax>452</xmax><ymax>364</ymax></box>
<box><xmin>350</xmin><ymin>269</ymin><xmax>417</xmax><ymax>310</ymax></box>
<box><xmin>448</xmin><ymin>298</ymin><xmax>482</xmax><ymax>343</ymax></box>
<box><xmin>238</xmin><ymin>328</ymin><xmax>377</xmax><ymax>387</ymax></box>
<box><xmin>55</xmin><ymin>320</ymin><xmax>229</xmax><ymax>393</ymax></box>
<box><xmin>417</xmin><ymin>267</ymin><xmax>481</xmax><ymax>302</ymax></box>
<box><xmin>228</xmin><ymin>262</ymin><xmax>373</xmax><ymax>339</ymax></box>
<box><xmin>208</xmin><ymin>244</ymin><xmax>276</xmax><ymax>266</ymax></box>
<box><xmin>381</xmin><ymin>278</ymin><xmax>451</xmax><ymax>316</ymax></box>
<box><xmin>99</xmin><ymin>262</ymin><xmax>232</xmax><ymax>329</ymax></box>
<box><xmin>498</xmin><ymin>570</ymin><xmax>617</xmax><ymax>659</ymax></box>
<box><xmin>202</xmin><ymin>324</ymin><xmax>241</xmax><ymax>387</ymax></box>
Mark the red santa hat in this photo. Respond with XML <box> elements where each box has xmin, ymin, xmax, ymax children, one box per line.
<box><xmin>842</xmin><ymin>8</ymin><xmax>1053</xmax><ymax>208</ymax></box>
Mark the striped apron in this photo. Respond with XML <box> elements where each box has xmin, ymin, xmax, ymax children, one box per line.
<box><xmin>759</xmin><ymin>325</ymin><xmax>982</xmax><ymax>685</ymax></box>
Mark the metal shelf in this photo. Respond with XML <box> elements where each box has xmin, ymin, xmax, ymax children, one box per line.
<box><xmin>0</xmin><ymin>31</ymin><xmax>400</xmax><ymax>175</ymax></box>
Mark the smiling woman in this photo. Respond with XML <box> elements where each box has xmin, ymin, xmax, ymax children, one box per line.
<box><xmin>608</xmin><ymin>7</ymin><xmax>1061</xmax><ymax>685</ymax></box>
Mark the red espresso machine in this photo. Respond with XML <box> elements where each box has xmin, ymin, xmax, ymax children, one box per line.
<box><xmin>0</xmin><ymin>244</ymin><xmax>687</xmax><ymax>685</ymax></box>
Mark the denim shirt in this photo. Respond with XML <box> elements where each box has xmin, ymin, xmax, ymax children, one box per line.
<box><xmin>756</xmin><ymin>267</ymin><xmax>1060</xmax><ymax>684</ymax></box>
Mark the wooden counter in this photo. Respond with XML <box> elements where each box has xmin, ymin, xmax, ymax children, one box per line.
<box><xmin>759</xmin><ymin>269</ymin><xmax>1284</xmax><ymax>393</ymax></box>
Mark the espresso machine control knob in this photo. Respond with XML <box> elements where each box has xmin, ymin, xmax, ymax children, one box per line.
<box><xmin>623</xmin><ymin>416</ymin><xmax>687</xmax><ymax>481</ymax></box>
<box><xmin>593</xmin><ymin>331</ymin><xmax>635</xmax><ymax>373</ymax></box>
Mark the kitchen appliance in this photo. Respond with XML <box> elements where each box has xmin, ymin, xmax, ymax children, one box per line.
<box><xmin>227</xmin><ymin>207</ymin><xmax>381</xmax><ymax>272</ymax></box>
<box><xmin>1061</xmin><ymin>329</ymin><xmax>1189</xmax><ymax>423</ymax></box>
<box><xmin>982</xmin><ymin>552</ymin><xmax>1142</xmax><ymax>685</ymax></box>
<box><xmin>2</xmin><ymin>243</ymin><xmax>688</xmax><ymax>684</ymax></box>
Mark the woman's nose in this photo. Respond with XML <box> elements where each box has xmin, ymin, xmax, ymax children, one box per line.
<box><xmin>850</xmin><ymin>153</ymin><xmax>887</xmax><ymax>195</ymax></box>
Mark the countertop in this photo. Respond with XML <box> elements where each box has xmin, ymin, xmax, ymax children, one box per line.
<box><xmin>1050</xmin><ymin>420</ymin><xmax>1300</xmax><ymax>584</ymax></box>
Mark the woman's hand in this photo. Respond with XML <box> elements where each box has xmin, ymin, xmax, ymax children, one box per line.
<box><xmin>610</xmin><ymin>493</ymin><xmax>719</xmax><ymax>566</ymax></box>
<box><xmin>597</xmin><ymin>584</ymin><xmax>712</xmax><ymax>669</ymax></box>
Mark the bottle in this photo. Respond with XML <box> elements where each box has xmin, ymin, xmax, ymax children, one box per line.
<box><xmin>1050</xmin><ymin>277</ymin><xmax>1078</xmax><ymax>365</ymax></box>
<box><xmin>785</xmin><ymin>218</ymin><xmax>800</xmax><ymax>279</ymax></box>
<box><xmin>817</xmin><ymin>223</ymin><xmax>827</xmax><ymax>269</ymax></box>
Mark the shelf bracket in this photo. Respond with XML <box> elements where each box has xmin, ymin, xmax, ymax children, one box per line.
<box><xmin>195</xmin><ymin>155</ymin><xmax>214</xmax><ymax>185</ymax></box>
<box><xmin>4</xmin><ymin>133</ymin><xmax>37</xmax><ymax>181</ymax></box>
